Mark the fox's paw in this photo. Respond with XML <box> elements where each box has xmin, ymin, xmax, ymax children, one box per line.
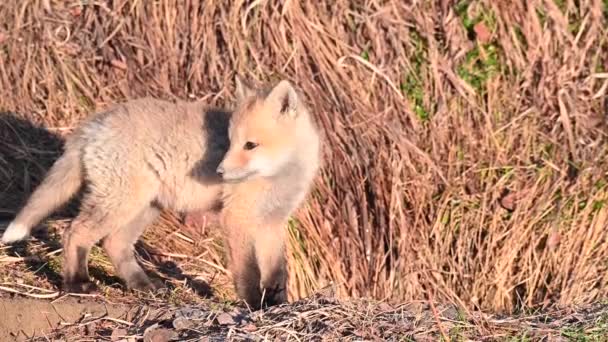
<box><xmin>1</xmin><ymin>222</ymin><xmax>30</xmax><ymax>244</ymax></box>
<box><xmin>127</xmin><ymin>275</ymin><xmax>164</xmax><ymax>293</ymax></box>
<box><xmin>259</xmin><ymin>264</ymin><xmax>288</xmax><ymax>308</ymax></box>
<box><xmin>63</xmin><ymin>280</ymin><xmax>99</xmax><ymax>294</ymax></box>
<box><xmin>260</xmin><ymin>284</ymin><xmax>287</xmax><ymax>307</ymax></box>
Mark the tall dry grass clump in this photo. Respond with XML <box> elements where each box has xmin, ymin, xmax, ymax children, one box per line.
<box><xmin>0</xmin><ymin>0</ymin><xmax>607</xmax><ymax>313</ymax></box>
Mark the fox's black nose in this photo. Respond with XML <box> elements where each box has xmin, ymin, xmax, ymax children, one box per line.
<box><xmin>216</xmin><ymin>165</ymin><xmax>225</xmax><ymax>176</ymax></box>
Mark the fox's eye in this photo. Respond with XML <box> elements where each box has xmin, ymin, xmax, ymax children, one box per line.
<box><xmin>243</xmin><ymin>141</ymin><xmax>258</xmax><ymax>150</ymax></box>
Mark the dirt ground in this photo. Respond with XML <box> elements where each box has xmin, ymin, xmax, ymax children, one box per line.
<box><xmin>0</xmin><ymin>296</ymin><xmax>133</xmax><ymax>341</ymax></box>
<box><xmin>1</xmin><ymin>292</ymin><xmax>607</xmax><ymax>341</ymax></box>
<box><xmin>1</xmin><ymin>0</ymin><xmax>607</xmax><ymax>313</ymax></box>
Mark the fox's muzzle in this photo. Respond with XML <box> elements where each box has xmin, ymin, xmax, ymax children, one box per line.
<box><xmin>216</xmin><ymin>164</ymin><xmax>257</xmax><ymax>182</ymax></box>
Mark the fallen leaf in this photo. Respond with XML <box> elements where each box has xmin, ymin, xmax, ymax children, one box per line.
<box><xmin>547</xmin><ymin>229</ymin><xmax>561</xmax><ymax>251</ymax></box>
<box><xmin>499</xmin><ymin>189</ymin><xmax>528</xmax><ymax>211</ymax></box>
<box><xmin>70</xmin><ymin>7</ymin><xmax>82</xmax><ymax>17</ymax></box>
<box><xmin>474</xmin><ymin>22</ymin><xmax>491</xmax><ymax>43</ymax></box>
<box><xmin>499</xmin><ymin>191</ymin><xmax>517</xmax><ymax>211</ymax></box>
<box><xmin>111</xmin><ymin>59</ymin><xmax>127</xmax><ymax>70</ymax></box>
<box><xmin>137</xmin><ymin>49</ymin><xmax>145</xmax><ymax>66</ymax></box>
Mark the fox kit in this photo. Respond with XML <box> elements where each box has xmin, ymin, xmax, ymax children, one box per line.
<box><xmin>218</xmin><ymin>78</ymin><xmax>320</xmax><ymax>307</ymax></box>
<box><xmin>2</xmin><ymin>96</ymin><xmax>229</xmax><ymax>294</ymax></box>
<box><xmin>1</xmin><ymin>77</ymin><xmax>321</xmax><ymax>309</ymax></box>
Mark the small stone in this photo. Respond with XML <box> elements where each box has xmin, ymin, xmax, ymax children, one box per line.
<box><xmin>175</xmin><ymin>307</ymin><xmax>206</xmax><ymax>319</ymax></box>
<box><xmin>111</xmin><ymin>328</ymin><xmax>128</xmax><ymax>341</ymax></box>
<box><xmin>143</xmin><ymin>324</ymin><xmax>177</xmax><ymax>342</ymax></box>
<box><xmin>216</xmin><ymin>312</ymin><xmax>236</xmax><ymax>325</ymax></box>
<box><xmin>172</xmin><ymin>316</ymin><xmax>194</xmax><ymax>330</ymax></box>
<box><xmin>85</xmin><ymin>323</ymin><xmax>96</xmax><ymax>336</ymax></box>
<box><xmin>378</xmin><ymin>302</ymin><xmax>393</xmax><ymax>312</ymax></box>
<box><xmin>242</xmin><ymin>323</ymin><xmax>257</xmax><ymax>332</ymax></box>
<box><xmin>230</xmin><ymin>308</ymin><xmax>252</xmax><ymax>325</ymax></box>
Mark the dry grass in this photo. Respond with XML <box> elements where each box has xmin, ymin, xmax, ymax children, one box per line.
<box><xmin>0</xmin><ymin>0</ymin><xmax>608</xmax><ymax>318</ymax></box>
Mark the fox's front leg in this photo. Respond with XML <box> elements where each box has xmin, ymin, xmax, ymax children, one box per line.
<box><xmin>253</xmin><ymin>222</ymin><xmax>288</xmax><ymax>307</ymax></box>
<box><xmin>224</xmin><ymin>228</ymin><xmax>263</xmax><ymax>309</ymax></box>
<box><xmin>223</xmin><ymin>220</ymin><xmax>288</xmax><ymax>309</ymax></box>
<box><xmin>220</xmin><ymin>211</ymin><xmax>260</xmax><ymax>308</ymax></box>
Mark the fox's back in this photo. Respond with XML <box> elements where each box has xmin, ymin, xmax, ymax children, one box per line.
<box><xmin>73</xmin><ymin>98</ymin><xmax>219</xmax><ymax>165</ymax></box>
<box><xmin>67</xmin><ymin>98</ymin><xmax>230</xmax><ymax>209</ymax></box>
<box><xmin>76</xmin><ymin>98</ymin><xmax>195</xmax><ymax>153</ymax></box>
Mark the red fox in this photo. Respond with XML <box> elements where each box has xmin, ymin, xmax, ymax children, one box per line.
<box><xmin>1</xmin><ymin>77</ymin><xmax>321</xmax><ymax>309</ymax></box>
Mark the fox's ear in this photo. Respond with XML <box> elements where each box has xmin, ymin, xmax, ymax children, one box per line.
<box><xmin>265</xmin><ymin>80</ymin><xmax>298</xmax><ymax>118</ymax></box>
<box><xmin>235</xmin><ymin>75</ymin><xmax>255</xmax><ymax>103</ymax></box>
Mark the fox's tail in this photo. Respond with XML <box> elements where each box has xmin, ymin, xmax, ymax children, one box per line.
<box><xmin>2</xmin><ymin>140</ymin><xmax>84</xmax><ymax>244</ymax></box>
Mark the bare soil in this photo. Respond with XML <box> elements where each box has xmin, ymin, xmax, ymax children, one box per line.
<box><xmin>1</xmin><ymin>293</ymin><xmax>607</xmax><ymax>341</ymax></box>
<box><xmin>0</xmin><ymin>296</ymin><xmax>132</xmax><ymax>341</ymax></box>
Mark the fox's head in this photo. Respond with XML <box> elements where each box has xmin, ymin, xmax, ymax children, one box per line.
<box><xmin>216</xmin><ymin>76</ymin><xmax>302</xmax><ymax>182</ymax></box>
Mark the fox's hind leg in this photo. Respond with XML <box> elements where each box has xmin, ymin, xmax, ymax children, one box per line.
<box><xmin>101</xmin><ymin>205</ymin><xmax>161</xmax><ymax>292</ymax></box>
<box><xmin>62</xmin><ymin>189</ymin><xmax>156</xmax><ymax>293</ymax></box>
<box><xmin>61</xmin><ymin>208</ymin><xmax>112</xmax><ymax>293</ymax></box>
